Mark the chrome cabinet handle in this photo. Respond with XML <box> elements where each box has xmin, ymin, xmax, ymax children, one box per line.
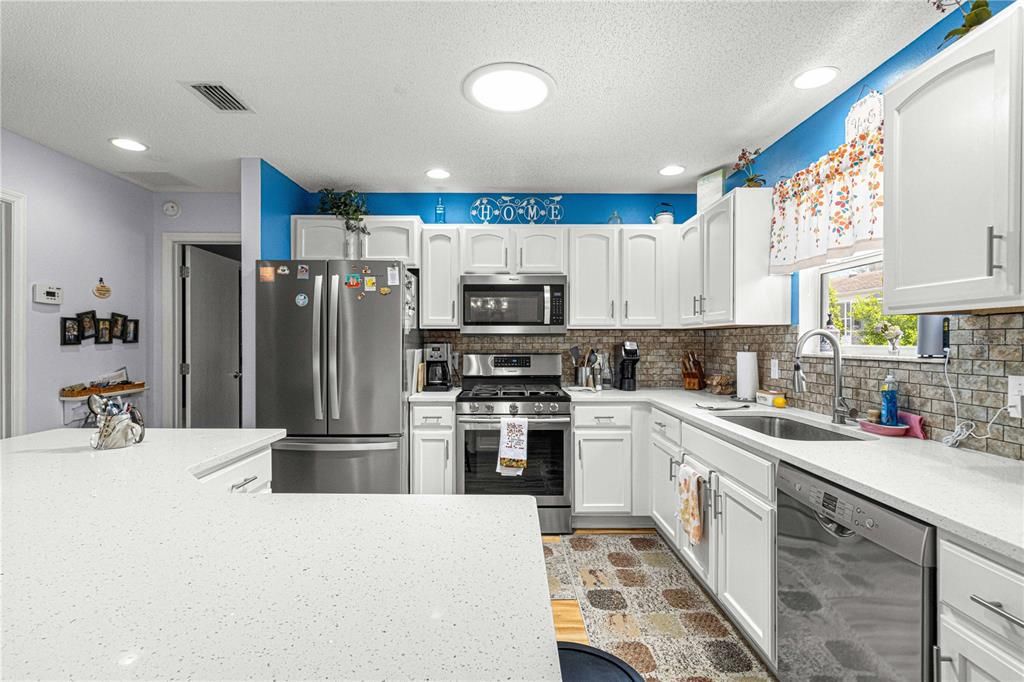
<box><xmin>699</xmin><ymin>295</ymin><xmax>706</xmax><ymax>315</ymax></box>
<box><xmin>444</xmin><ymin>439</ymin><xmax>449</xmax><ymax>462</ymax></box>
<box><xmin>230</xmin><ymin>474</ymin><xmax>258</xmax><ymax>491</ymax></box>
<box><xmin>970</xmin><ymin>594</ymin><xmax>1024</xmax><ymax>628</ymax></box>
<box><xmin>577</xmin><ymin>440</ymin><xmax>582</xmax><ymax>464</ymax></box>
<box><xmin>503</xmin><ymin>248</ymin><xmax>508</xmax><ymax>269</ymax></box>
<box><xmin>625</xmin><ymin>300</ymin><xmax>629</xmax><ymax>318</ymax></box>
<box><xmin>692</xmin><ymin>295</ymin><xmax>699</xmax><ymax>316</ymax></box>
<box><xmin>931</xmin><ymin>645</ymin><xmax>953</xmax><ymax>682</ymax></box>
<box><xmin>450</xmin><ymin>299</ymin><xmax>455</xmax><ymax>321</ymax></box>
<box><xmin>422</xmin><ymin>415</ymin><xmax>443</xmax><ymax>423</ymax></box>
<box><xmin>668</xmin><ymin>457</ymin><xmax>678</xmax><ymax>481</ymax></box>
<box><xmin>519</xmin><ymin>247</ymin><xmax>524</xmax><ymax>269</ymax></box>
<box><xmin>987</xmin><ymin>225</ymin><xmax>1004</xmax><ymax>275</ymax></box>
<box><xmin>312</xmin><ymin>275</ymin><xmax>324</xmax><ymax>421</ymax></box>
<box><xmin>328</xmin><ymin>274</ymin><xmax>340</xmax><ymax>420</ymax></box>
<box><xmin>713</xmin><ymin>491</ymin><xmax>722</xmax><ymax>518</ymax></box>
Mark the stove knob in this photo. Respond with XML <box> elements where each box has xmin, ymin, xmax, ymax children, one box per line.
<box><xmin>469</xmin><ymin>403</ymin><xmax>480</xmax><ymax>413</ymax></box>
<box><xmin>533</xmin><ymin>402</ymin><xmax>545</xmax><ymax>413</ymax></box>
<box><xmin>484</xmin><ymin>404</ymin><xmax>495</xmax><ymax>413</ymax></box>
<box><xmin>509</xmin><ymin>403</ymin><xmax>519</xmax><ymax>415</ymax></box>
<box><xmin>548</xmin><ymin>403</ymin><xmax>559</xmax><ymax>413</ymax></box>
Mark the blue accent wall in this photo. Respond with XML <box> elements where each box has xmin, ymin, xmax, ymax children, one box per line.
<box><xmin>260</xmin><ymin>160</ymin><xmax>317</xmax><ymax>259</ymax></box>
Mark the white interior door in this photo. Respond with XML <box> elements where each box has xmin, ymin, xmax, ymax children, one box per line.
<box><xmin>184</xmin><ymin>246</ymin><xmax>241</xmax><ymax>428</ymax></box>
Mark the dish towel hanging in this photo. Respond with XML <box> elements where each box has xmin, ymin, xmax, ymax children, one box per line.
<box><xmin>676</xmin><ymin>462</ymin><xmax>703</xmax><ymax>545</ymax></box>
<box><xmin>497</xmin><ymin>417</ymin><xmax>528</xmax><ymax>477</ymax></box>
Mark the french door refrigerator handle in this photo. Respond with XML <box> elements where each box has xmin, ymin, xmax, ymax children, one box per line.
<box><xmin>329</xmin><ymin>273</ymin><xmax>340</xmax><ymax>419</ymax></box>
<box><xmin>311</xmin><ymin>275</ymin><xmax>324</xmax><ymax>421</ymax></box>
<box><xmin>283</xmin><ymin>441</ymin><xmax>399</xmax><ymax>452</ymax></box>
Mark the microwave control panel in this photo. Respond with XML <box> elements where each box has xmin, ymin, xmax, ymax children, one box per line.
<box><xmin>551</xmin><ymin>290</ymin><xmax>564</xmax><ymax>324</ymax></box>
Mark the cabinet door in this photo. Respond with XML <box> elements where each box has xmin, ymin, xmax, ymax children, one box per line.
<box><xmin>621</xmin><ymin>228</ymin><xmax>664</xmax><ymax>326</ymax></box>
<box><xmin>516</xmin><ymin>228</ymin><xmax>566</xmax><ymax>273</ymax></box>
<box><xmin>462</xmin><ymin>227</ymin><xmax>512</xmax><ymax>273</ymax></box>
<box><xmin>411</xmin><ymin>430</ymin><xmax>453</xmax><ymax>494</ymax></box>
<box><xmin>420</xmin><ymin>228</ymin><xmax>460</xmax><ymax>328</ymax></box>
<box><xmin>678</xmin><ymin>217</ymin><xmax>704</xmax><ymax>326</ymax></box>
<box><xmin>938</xmin><ymin>615</ymin><xmax>1024</xmax><ymax>682</ymax></box>
<box><xmin>703</xmin><ymin>195</ymin><xmax>735</xmax><ymax>323</ymax></box>
<box><xmin>574</xmin><ymin>430</ymin><xmax>632</xmax><ymax>513</ymax></box>
<box><xmin>716</xmin><ymin>475</ymin><xmax>775</xmax><ymax>660</ymax></box>
<box><xmin>361</xmin><ymin>217</ymin><xmax>422</xmax><ymax>266</ymax></box>
<box><xmin>677</xmin><ymin>460</ymin><xmax>716</xmax><ymax>592</ymax></box>
<box><xmin>569</xmin><ymin>228</ymin><xmax>619</xmax><ymax>327</ymax></box>
<box><xmin>291</xmin><ymin>216</ymin><xmax>347</xmax><ymax>258</ymax></box>
<box><xmin>884</xmin><ymin>9</ymin><xmax>1022</xmax><ymax>312</ymax></box>
<box><xmin>649</xmin><ymin>437</ymin><xmax>680</xmax><ymax>544</ymax></box>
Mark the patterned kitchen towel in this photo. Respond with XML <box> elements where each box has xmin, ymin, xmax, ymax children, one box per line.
<box><xmin>676</xmin><ymin>462</ymin><xmax>703</xmax><ymax>544</ymax></box>
<box><xmin>497</xmin><ymin>417</ymin><xmax>528</xmax><ymax>476</ymax></box>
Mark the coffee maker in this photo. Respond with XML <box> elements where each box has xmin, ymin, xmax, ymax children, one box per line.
<box><xmin>614</xmin><ymin>341</ymin><xmax>640</xmax><ymax>391</ymax></box>
<box><xmin>423</xmin><ymin>343</ymin><xmax>454</xmax><ymax>391</ymax></box>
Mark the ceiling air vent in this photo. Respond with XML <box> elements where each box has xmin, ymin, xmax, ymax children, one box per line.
<box><xmin>187</xmin><ymin>82</ymin><xmax>250</xmax><ymax>112</ymax></box>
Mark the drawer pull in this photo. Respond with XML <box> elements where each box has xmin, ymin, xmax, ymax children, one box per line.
<box><xmin>422</xmin><ymin>416</ymin><xmax>443</xmax><ymax>423</ymax></box>
<box><xmin>594</xmin><ymin>416</ymin><xmax>616</xmax><ymax>422</ymax></box>
<box><xmin>230</xmin><ymin>474</ymin><xmax>258</xmax><ymax>491</ymax></box>
<box><xmin>970</xmin><ymin>594</ymin><xmax>1024</xmax><ymax>628</ymax></box>
<box><xmin>654</xmin><ymin>421</ymin><xmax>667</xmax><ymax>428</ymax></box>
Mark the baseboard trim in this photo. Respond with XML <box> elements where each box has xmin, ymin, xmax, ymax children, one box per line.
<box><xmin>571</xmin><ymin>515</ymin><xmax>655</xmax><ymax>529</ymax></box>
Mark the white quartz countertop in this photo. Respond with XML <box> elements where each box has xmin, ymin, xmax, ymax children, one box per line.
<box><xmin>570</xmin><ymin>388</ymin><xmax>1024</xmax><ymax>563</ymax></box>
<box><xmin>408</xmin><ymin>388</ymin><xmax>461</xmax><ymax>402</ymax></box>
<box><xmin>1</xmin><ymin>429</ymin><xmax>560</xmax><ymax>681</ymax></box>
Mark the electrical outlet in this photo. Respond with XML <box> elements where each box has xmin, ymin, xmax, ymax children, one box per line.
<box><xmin>1009</xmin><ymin>376</ymin><xmax>1024</xmax><ymax>418</ymax></box>
<box><xmin>771</xmin><ymin>358</ymin><xmax>780</xmax><ymax>380</ymax></box>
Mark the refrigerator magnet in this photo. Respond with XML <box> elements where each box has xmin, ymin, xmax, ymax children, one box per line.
<box><xmin>364</xmin><ymin>276</ymin><xmax>377</xmax><ymax>292</ymax></box>
<box><xmin>277</xmin><ymin>265</ymin><xmax>290</xmax><ymax>275</ymax></box>
<box><xmin>344</xmin><ymin>274</ymin><xmax>361</xmax><ymax>288</ymax></box>
<box><xmin>361</xmin><ymin>265</ymin><xmax>371</xmax><ymax>274</ymax></box>
<box><xmin>356</xmin><ymin>293</ymin><xmax>365</xmax><ymax>301</ymax></box>
<box><xmin>297</xmin><ymin>264</ymin><xmax>309</xmax><ymax>280</ymax></box>
<box><xmin>259</xmin><ymin>266</ymin><xmax>275</xmax><ymax>282</ymax></box>
<box><xmin>295</xmin><ymin>293</ymin><xmax>309</xmax><ymax>307</ymax></box>
<box><xmin>379</xmin><ymin>286</ymin><xmax>392</xmax><ymax>296</ymax></box>
<box><xmin>387</xmin><ymin>266</ymin><xmax>400</xmax><ymax>286</ymax></box>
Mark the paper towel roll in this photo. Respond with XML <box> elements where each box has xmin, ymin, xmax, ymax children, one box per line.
<box><xmin>736</xmin><ymin>351</ymin><xmax>758</xmax><ymax>401</ymax></box>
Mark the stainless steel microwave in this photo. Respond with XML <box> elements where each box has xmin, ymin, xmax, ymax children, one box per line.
<box><xmin>460</xmin><ymin>275</ymin><xmax>567</xmax><ymax>335</ymax></box>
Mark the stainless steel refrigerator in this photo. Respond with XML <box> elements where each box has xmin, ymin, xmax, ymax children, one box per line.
<box><xmin>255</xmin><ymin>259</ymin><xmax>420</xmax><ymax>493</ymax></box>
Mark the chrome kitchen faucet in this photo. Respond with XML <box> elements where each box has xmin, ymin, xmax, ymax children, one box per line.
<box><xmin>793</xmin><ymin>328</ymin><xmax>859</xmax><ymax>425</ymax></box>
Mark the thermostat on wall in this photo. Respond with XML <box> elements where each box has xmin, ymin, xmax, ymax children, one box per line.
<box><xmin>32</xmin><ymin>283</ymin><xmax>63</xmax><ymax>305</ymax></box>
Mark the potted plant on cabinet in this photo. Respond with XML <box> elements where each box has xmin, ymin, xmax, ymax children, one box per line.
<box><xmin>732</xmin><ymin>147</ymin><xmax>765</xmax><ymax>187</ymax></box>
<box><xmin>318</xmin><ymin>188</ymin><xmax>369</xmax><ymax>258</ymax></box>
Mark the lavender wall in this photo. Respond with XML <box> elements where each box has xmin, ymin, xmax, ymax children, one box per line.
<box><xmin>1</xmin><ymin>129</ymin><xmax>152</xmax><ymax>432</ymax></box>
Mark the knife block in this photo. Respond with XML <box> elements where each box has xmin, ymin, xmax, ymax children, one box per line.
<box><xmin>682</xmin><ymin>371</ymin><xmax>705</xmax><ymax>390</ymax></box>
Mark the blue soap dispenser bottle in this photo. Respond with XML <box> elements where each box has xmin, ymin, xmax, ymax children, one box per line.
<box><xmin>881</xmin><ymin>371</ymin><xmax>899</xmax><ymax>426</ymax></box>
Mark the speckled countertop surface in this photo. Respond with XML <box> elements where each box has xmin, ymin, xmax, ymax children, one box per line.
<box><xmin>0</xmin><ymin>429</ymin><xmax>560</xmax><ymax>681</ymax></box>
<box><xmin>571</xmin><ymin>388</ymin><xmax>1024</xmax><ymax>563</ymax></box>
<box><xmin>408</xmin><ymin>388</ymin><xmax>461</xmax><ymax>402</ymax></box>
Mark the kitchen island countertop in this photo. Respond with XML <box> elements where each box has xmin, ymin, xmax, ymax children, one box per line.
<box><xmin>1</xmin><ymin>429</ymin><xmax>560</xmax><ymax>681</ymax></box>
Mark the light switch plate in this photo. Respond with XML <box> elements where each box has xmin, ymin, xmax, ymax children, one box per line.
<box><xmin>1008</xmin><ymin>376</ymin><xmax>1024</xmax><ymax>418</ymax></box>
<box><xmin>770</xmin><ymin>358</ymin><xmax>780</xmax><ymax>380</ymax></box>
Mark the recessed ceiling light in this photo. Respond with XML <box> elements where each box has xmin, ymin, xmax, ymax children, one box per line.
<box><xmin>110</xmin><ymin>138</ymin><xmax>148</xmax><ymax>152</ymax></box>
<box><xmin>426</xmin><ymin>168</ymin><xmax>451</xmax><ymax>180</ymax></box>
<box><xmin>792</xmin><ymin>66</ymin><xmax>839</xmax><ymax>90</ymax></box>
<box><xmin>463</xmin><ymin>62</ymin><xmax>554</xmax><ymax>113</ymax></box>
<box><xmin>659</xmin><ymin>164</ymin><xmax>686</xmax><ymax>176</ymax></box>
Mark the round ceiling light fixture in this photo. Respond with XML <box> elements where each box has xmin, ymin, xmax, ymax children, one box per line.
<box><xmin>110</xmin><ymin>137</ymin><xmax>148</xmax><ymax>152</ymax></box>
<box><xmin>792</xmin><ymin>66</ymin><xmax>839</xmax><ymax>90</ymax></box>
<box><xmin>426</xmin><ymin>168</ymin><xmax>451</xmax><ymax>180</ymax></box>
<box><xmin>659</xmin><ymin>164</ymin><xmax>686</xmax><ymax>176</ymax></box>
<box><xmin>463</xmin><ymin>62</ymin><xmax>554</xmax><ymax>113</ymax></box>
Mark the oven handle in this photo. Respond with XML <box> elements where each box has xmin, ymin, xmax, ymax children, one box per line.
<box><xmin>459</xmin><ymin>417</ymin><xmax>571</xmax><ymax>424</ymax></box>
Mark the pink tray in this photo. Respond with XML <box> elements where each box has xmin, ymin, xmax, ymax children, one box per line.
<box><xmin>859</xmin><ymin>420</ymin><xmax>909</xmax><ymax>437</ymax></box>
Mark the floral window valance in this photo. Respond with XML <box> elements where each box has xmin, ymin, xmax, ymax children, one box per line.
<box><xmin>769</xmin><ymin>125</ymin><xmax>884</xmax><ymax>274</ymax></box>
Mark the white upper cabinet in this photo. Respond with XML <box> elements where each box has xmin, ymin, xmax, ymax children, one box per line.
<box><xmin>569</xmin><ymin>228</ymin><xmax>619</xmax><ymax>327</ymax></box>
<box><xmin>420</xmin><ymin>227</ymin><xmax>460</xmax><ymax>328</ymax></box>
<box><xmin>461</xmin><ymin>227</ymin><xmax>513</xmax><ymax>273</ymax></box>
<box><xmin>516</xmin><ymin>227</ymin><xmax>567</xmax><ymax>273</ymax></box>
<box><xmin>677</xmin><ymin>216</ymin><xmax>704</xmax><ymax>327</ymax></box>
<box><xmin>360</xmin><ymin>216</ymin><xmax>422</xmax><ymax>266</ymax></box>
<box><xmin>702</xmin><ymin>194</ymin><xmax>735</xmax><ymax>324</ymax></box>
<box><xmin>621</xmin><ymin>227</ymin><xmax>664</xmax><ymax>326</ymax></box>
<box><xmin>291</xmin><ymin>216</ymin><xmax>347</xmax><ymax>258</ymax></box>
<box><xmin>884</xmin><ymin>6</ymin><xmax>1023</xmax><ymax>313</ymax></box>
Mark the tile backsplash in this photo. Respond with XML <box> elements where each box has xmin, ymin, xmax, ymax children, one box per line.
<box><xmin>427</xmin><ymin>311</ymin><xmax>1024</xmax><ymax>460</ymax></box>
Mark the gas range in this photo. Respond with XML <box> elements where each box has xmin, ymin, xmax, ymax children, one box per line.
<box><xmin>456</xmin><ymin>354</ymin><xmax>570</xmax><ymax>416</ymax></box>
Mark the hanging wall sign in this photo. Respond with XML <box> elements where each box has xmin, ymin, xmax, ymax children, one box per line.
<box><xmin>469</xmin><ymin>195</ymin><xmax>564</xmax><ymax>224</ymax></box>
<box><xmin>845</xmin><ymin>91</ymin><xmax>884</xmax><ymax>141</ymax></box>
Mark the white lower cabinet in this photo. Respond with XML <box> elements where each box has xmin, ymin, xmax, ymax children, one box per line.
<box><xmin>649</xmin><ymin>436</ymin><xmax>681</xmax><ymax>545</ymax></box>
<box><xmin>411</xmin><ymin>429</ymin><xmax>454</xmax><ymax>494</ymax></box>
<box><xmin>938</xmin><ymin>616</ymin><xmax>1024</xmax><ymax>682</ymax></box>
<box><xmin>574</xmin><ymin>430</ymin><xmax>632</xmax><ymax>514</ymax></box>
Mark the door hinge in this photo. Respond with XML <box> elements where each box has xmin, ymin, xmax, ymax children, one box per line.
<box><xmin>179</xmin><ymin>265</ymin><xmax>191</xmax><ymax>278</ymax></box>
<box><xmin>179</xmin><ymin>362</ymin><xmax>191</xmax><ymax>376</ymax></box>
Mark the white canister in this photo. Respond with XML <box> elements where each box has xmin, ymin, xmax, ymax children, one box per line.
<box><xmin>653</xmin><ymin>211</ymin><xmax>674</xmax><ymax>225</ymax></box>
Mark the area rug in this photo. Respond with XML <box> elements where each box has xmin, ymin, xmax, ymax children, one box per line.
<box><xmin>548</xmin><ymin>533</ymin><xmax>775</xmax><ymax>682</ymax></box>
<box><xmin>543</xmin><ymin>540</ymin><xmax>576</xmax><ymax>600</ymax></box>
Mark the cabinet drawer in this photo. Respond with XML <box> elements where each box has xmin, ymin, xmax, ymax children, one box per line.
<box><xmin>574</xmin><ymin>405</ymin><xmax>632</xmax><ymax>428</ymax></box>
<box><xmin>195</xmin><ymin>447</ymin><xmax>272</xmax><ymax>494</ymax></box>
<box><xmin>939</xmin><ymin>539</ymin><xmax>1024</xmax><ymax>646</ymax></box>
<box><xmin>650</xmin><ymin>407</ymin><xmax>682</xmax><ymax>446</ymax></box>
<box><xmin>680</xmin><ymin>423</ymin><xmax>773</xmax><ymax>500</ymax></box>
<box><xmin>411</xmin><ymin>405</ymin><xmax>454</xmax><ymax>428</ymax></box>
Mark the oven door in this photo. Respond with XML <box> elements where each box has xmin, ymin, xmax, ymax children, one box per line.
<box><xmin>460</xmin><ymin>275</ymin><xmax>566</xmax><ymax>334</ymax></box>
<box><xmin>456</xmin><ymin>416</ymin><xmax>571</xmax><ymax>506</ymax></box>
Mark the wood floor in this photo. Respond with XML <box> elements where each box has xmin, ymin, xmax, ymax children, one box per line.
<box><xmin>544</xmin><ymin>530</ymin><xmax>656</xmax><ymax>645</ymax></box>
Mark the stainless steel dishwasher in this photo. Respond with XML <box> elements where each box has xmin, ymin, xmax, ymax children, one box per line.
<box><xmin>776</xmin><ymin>463</ymin><xmax>936</xmax><ymax>681</ymax></box>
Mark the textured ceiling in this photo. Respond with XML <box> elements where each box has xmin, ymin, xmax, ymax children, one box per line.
<box><xmin>1</xmin><ymin>1</ymin><xmax>939</xmax><ymax>193</ymax></box>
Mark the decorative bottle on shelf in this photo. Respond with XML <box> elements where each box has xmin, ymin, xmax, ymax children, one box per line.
<box><xmin>607</xmin><ymin>210</ymin><xmax>623</xmax><ymax>225</ymax></box>
<box><xmin>880</xmin><ymin>371</ymin><xmax>900</xmax><ymax>426</ymax></box>
<box><xmin>435</xmin><ymin>197</ymin><xmax>446</xmax><ymax>224</ymax></box>
<box><xmin>821</xmin><ymin>312</ymin><xmax>839</xmax><ymax>353</ymax></box>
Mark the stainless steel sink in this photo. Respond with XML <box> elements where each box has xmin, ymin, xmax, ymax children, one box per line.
<box><xmin>716</xmin><ymin>414</ymin><xmax>861</xmax><ymax>441</ymax></box>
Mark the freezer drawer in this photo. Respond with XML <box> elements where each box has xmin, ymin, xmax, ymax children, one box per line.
<box><xmin>272</xmin><ymin>437</ymin><xmax>407</xmax><ymax>493</ymax></box>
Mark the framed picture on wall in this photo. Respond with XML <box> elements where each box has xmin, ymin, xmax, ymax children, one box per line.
<box><xmin>60</xmin><ymin>317</ymin><xmax>81</xmax><ymax>346</ymax></box>
<box><xmin>123</xmin><ymin>319</ymin><xmax>139</xmax><ymax>344</ymax></box>
<box><xmin>95</xmin><ymin>318</ymin><xmax>112</xmax><ymax>344</ymax></box>
<box><xmin>110</xmin><ymin>313</ymin><xmax>127</xmax><ymax>340</ymax></box>
<box><xmin>77</xmin><ymin>310</ymin><xmax>97</xmax><ymax>340</ymax></box>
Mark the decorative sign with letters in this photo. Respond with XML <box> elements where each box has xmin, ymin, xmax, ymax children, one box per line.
<box><xmin>469</xmin><ymin>195</ymin><xmax>564</xmax><ymax>224</ymax></box>
<box><xmin>845</xmin><ymin>91</ymin><xmax>884</xmax><ymax>141</ymax></box>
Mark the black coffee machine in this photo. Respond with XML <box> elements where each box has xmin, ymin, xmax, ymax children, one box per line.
<box><xmin>614</xmin><ymin>341</ymin><xmax>640</xmax><ymax>391</ymax></box>
<box><xmin>423</xmin><ymin>343</ymin><xmax>453</xmax><ymax>391</ymax></box>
